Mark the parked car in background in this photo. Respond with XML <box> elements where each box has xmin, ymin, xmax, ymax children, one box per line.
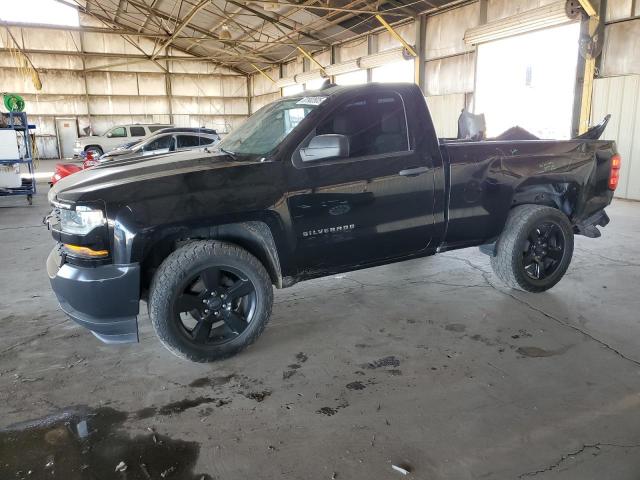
<box><xmin>50</xmin><ymin>150</ymin><xmax>99</xmax><ymax>186</ymax></box>
<box><xmin>73</xmin><ymin>123</ymin><xmax>172</xmax><ymax>158</ymax></box>
<box><xmin>102</xmin><ymin>127</ymin><xmax>219</xmax><ymax>158</ymax></box>
<box><xmin>99</xmin><ymin>130</ymin><xmax>220</xmax><ymax>162</ymax></box>
<box><xmin>52</xmin><ymin>131</ymin><xmax>219</xmax><ymax>185</ymax></box>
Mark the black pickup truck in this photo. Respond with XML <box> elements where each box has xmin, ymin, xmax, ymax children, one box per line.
<box><xmin>46</xmin><ymin>83</ymin><xmax>620</xmax><ymax>362</ymax></box>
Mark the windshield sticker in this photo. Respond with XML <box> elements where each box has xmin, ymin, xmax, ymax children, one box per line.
<box><xmin>296</xmin><ymin>96</ymin><xmax>327</xmax><ymax>106</ymax></box>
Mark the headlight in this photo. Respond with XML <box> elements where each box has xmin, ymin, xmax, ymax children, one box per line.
<box><xmin>59</xmin><ymin>205</ymin><xmax>105</xmax><ymax>235</ymax></box>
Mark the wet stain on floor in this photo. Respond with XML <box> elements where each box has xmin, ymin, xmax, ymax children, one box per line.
<box><xmin>316</xmin><ymin>406</ymin><xmax>339</xmax><ymax>416</ymax></box>
<box><xmin>445</xmin><ymin>323</ymin><xmax>467</xmax><ymax>332</ymax></box>
<box><xmin>346</xmin><ymin>381</ymin><xmax>366</xmax><ymax>391</ymax></box>
<box><xmin>316</xmin><ymin>401</ymin><xmax>349</xmax><ymax>416</ymax></box>
<box><xmin>157</xmin><ymin>397</ymin><xmax>230</xmax><ymax>415</ymax></box>
<box><xmin>188</xmin><ymin>375</ymin><xmax>235</xmax><ymax>389</ymax></box>
<box><xmin>517</xmin><ymin>346</ymin><xmax>570</xmax><ymax>358</ymax></box>
<box><xmin>0</xmin><ymin>406</ymin><xmax>208</xmax><ymax>480</ymax></box>
<box><xmin>282</xmin><ymin>370</ymin><xmax>297</xmax><ymax>380</ymax></box>
<box><xmin>362</xmin><ymin>356</ymin><xmax>400</xmax><ymax>369</ymax></box>
<box><xmin>243</xmin><ymin>391</ymin><xmax>272</xmax><ymax>402</ymax></box>
<box><xmin>134</xmin><ymin>407</ymin><xmax>157</xmax><ymax>420</ymax></box>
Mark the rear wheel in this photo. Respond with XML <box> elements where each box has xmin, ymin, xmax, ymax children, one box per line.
<box><xmin>148</xmin><ymin>240</ymin><xmax>273</xmax><ymax>362</ymax></box>
<box><xmin>490</xmin><ymin>205</ymin><xmax>574</xmax><ymax>292</ymax></box>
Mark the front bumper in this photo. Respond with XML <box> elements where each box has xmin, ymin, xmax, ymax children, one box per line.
<box><xmin>47</xmin><ymin>248</ymin><xmax>140</xmax><ymax>344</ymax></box>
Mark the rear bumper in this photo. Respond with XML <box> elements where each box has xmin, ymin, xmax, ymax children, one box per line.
<box><xmin>47</xmin><ymin>248</ymin><xmax>140</xmax><ymax>344</ymax></box>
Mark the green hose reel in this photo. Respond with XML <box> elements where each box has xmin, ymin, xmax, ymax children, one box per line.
<box><xmin>3</xmin><ymin>94</ymin><xmax>25</xmax><ymax>113</ymax></box>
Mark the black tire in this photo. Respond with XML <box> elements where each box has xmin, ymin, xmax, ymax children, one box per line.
<box><xmin>490</xmin><ymin>205</ymin><xmax>574</xmax><ymax>292</ymax></box>
<box><xmin>85</xmin><ymin>146</ymin><xmax>103</xmax><ymax>157</ymax></box>
<box><xmin>148</xmin><ymin>240</ymin><xmax>273</xmax><ymax>362</ymax></box>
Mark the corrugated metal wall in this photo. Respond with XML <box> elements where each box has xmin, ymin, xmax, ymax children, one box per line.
<box><xmin>0</xmin><ymin>23</ymin><xmax>249</xmax><ymax>158</ymax></box>
<box><xmin>589</xmin><ymin>0</ymin><xmax>640</xmax><ymax>200</ymax></box>
<box><xmin>592</xmin><ymin>76</ymin><xmax>640</xmax><ymax>200</ymax></box>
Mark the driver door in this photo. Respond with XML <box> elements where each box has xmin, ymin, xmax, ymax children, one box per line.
<box><xmin>286</xmin><ymin>89</ymin><xmax>436</xmax><ymax>272</ymax></box>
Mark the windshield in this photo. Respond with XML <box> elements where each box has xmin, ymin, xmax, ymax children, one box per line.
<box><xmin>218</xmin><ymin>97</ymin><xmax>322</xmax><ymax>156</ymax></box>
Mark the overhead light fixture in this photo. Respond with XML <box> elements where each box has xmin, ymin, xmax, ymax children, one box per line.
<box><xmin>252</xmin><ymin>1</ymin><xmax>281</xmax><ymax>11</ymax></box>
<box><xmin>219</xmin><ymin>24</ymin><xmax>231</xmax><ymax>40</ymax></box>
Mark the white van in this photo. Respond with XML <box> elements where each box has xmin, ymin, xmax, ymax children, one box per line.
<box><xmin>73</xmin><ymin>124</ymin><xmax>172</xmax><ymax>157</ymax></box>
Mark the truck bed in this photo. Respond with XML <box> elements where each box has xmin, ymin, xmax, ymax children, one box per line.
<box><xmin>438</xmin><ymin>138</ymin><xmax>617</xmax><ymax>249</ymax></box>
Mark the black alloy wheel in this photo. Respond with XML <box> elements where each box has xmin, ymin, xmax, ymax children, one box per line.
<box><xmin>149</xmin><ymin>240</ymin><xmax>274</xmax><ymax>362</ymax></box>
<box><xmin>522</xmin><ymin>222</ymin><xmax>566</xmax><ymax>281</ymax></box>
<box><xmin>174</xmin><ymin>266</ymin><xmax>256</xmax><ymax>346</ymax></box>
<box><xmin>490</xmin><ymin>205</ymin><xmax>574</xmax><ymax>292</ymax></box>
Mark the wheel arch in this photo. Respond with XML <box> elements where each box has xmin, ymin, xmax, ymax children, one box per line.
<box><xmin>511</xmin><ymin>181</ymin><xmax>578</xmax><ymax>218</ymax></box>
<box><xmin>140</xmin><ymin>220</ymin><xmax>284</xmax><ymax>295</ymax></box>
<box><xmin>479</xmin><ymin>181</ymin><xmax>578</xmax><ymax>255</ymax></box>
<box><xmin>84</xmin><ymin>144</ymin><xmax>103</xmax><ymax>153</ymax></box>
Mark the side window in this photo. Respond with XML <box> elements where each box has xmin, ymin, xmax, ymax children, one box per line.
<box><xmin>314</xmin><ymin>92</ymin><xmax>409</xmax><ymax>158</ymax></box>
<box><xmin>201</xmin><ymin>136</ymin><xmax>217</xmax><ymax>145</ymax></box>
<box><xmin>176</xmin><ymin>135</ymin><xmax>202</xmax><ymax>149</ymax></box>
<box><xmin>145</xmin><ymin>135</ymin><xmax>173</xmax><ymax>151</ymax></box>
<box><xmin>130</xmin><ymin>126</ymin><xmax>146</xmax><ymax>137</ymax></box>
<box><xmin>108</xmin><ymin>127</ymin><xmax>127</xmax><ymax>138</ymax></box>
<box><xmin>148</xmin><ymin>126</ymin><xmax>166</xmax><ymax>133</ymax></box>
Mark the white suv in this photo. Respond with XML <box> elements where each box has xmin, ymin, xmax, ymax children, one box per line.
<box><xmin>73</xmin><ymin>124</ymin><xmax>172</xmax><ymax>157</ymax></box>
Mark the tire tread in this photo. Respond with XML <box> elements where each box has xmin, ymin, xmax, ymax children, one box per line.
<box><xmin>490</xmin><ymin>205</ymin><xmax>573</xmax><ymax>292</ymax></box>
<box><xmin>148</xmin><ymin>240</ymin><xmax>273</xmax><ymax>362</ymax></box>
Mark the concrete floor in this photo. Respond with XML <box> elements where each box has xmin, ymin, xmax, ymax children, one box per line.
<box><xmin>1</xmin><ymin>190</ymin><xmax>640</xmax><ymax>479</ymax></box>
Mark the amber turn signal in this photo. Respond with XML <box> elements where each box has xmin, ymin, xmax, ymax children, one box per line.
<box><xmin>63</xmin><ymin>244</ymin><xmax>109</xmax><ymax>257</ymax></box>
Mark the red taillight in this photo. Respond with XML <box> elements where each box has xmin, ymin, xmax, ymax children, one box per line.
<box><xmin>609</xmin><ymin>154</ymin><xmax>622</xmax><ymax>191</ymax></box>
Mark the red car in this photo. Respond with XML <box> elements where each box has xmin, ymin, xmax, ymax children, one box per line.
<box><xmin>50</xmin><ymin>152</ymin><xmax>98</xmax><ymax>186</ymax></box>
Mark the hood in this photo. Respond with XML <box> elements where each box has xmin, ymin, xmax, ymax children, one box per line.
<box><xmin>49</xmin><ymin>149</ymin><xmax>241</xmax><ymax>204</ymax></box>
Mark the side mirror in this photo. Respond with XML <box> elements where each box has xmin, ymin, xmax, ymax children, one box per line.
<box><xmin>300</xmin><ymin>134</ymin><xmax>349</xmax><ymax>162</ymax></box>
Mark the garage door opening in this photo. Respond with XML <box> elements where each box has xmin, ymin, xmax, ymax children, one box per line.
<box><xmin>474</xmin><ymin>22</ymin><xmax>581</xmax><ymax>139</ymax></box>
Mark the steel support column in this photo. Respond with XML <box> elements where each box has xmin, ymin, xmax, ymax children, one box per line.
<box><xmin>415</xmin><ymin>14</ymin><xmax>427</xmax><ymax>94</ymax></box>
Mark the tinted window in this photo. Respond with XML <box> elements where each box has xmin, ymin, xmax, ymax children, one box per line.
<box><xmin>315</xmin><ymin>92</ymin><xmax>409</xmax><ymax>157</ymax></box>
<box><xmin>145</xmin><ymin>135</ymin><xmax>174</xmax><ymax>151</ymax></box>
<box><xmin>130</xmin><ymin>126</ymin><xmax>146</xmax><ymax>136</ymax></box>
<box><xmin>109</xmin><ymin>127</ymin><xmax>127</xmax><ymax>138</ymax></box>
<box><xmin>148</xmin><ymin>126</ymin><xmax>167</xmax><ymax>133</ymax></box>
<box><xmin>177</xmin><ymin>135</ymin><xmax>202</xmax><ymax>149</ymax></box>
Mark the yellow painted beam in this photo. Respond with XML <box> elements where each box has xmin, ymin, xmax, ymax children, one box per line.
<box><xmin>578</xmin><ymin>15</ymin><xmax>600</xmax><ymax>133</ymax></box>
<box><xmin>579</xmin><ymin>56</ymin><xmax>595</xmax><ymax>134</ymax></box>
<box><xmin>251</xmin><ymin>63</ymin><xmax>276</xmax><ymax>84</ymax></box>
<box><xmin>578</xmin><ymin>0</ymin><xmax>597</xmax><ymax>17</ymax></box>
<box><xmin>296</xmin><ymin>46</ymin><xmax>328</xmax><ymax>76</ymax></box>
<box><xmin>375</xmin><ymin>14</ymin><xmax>417</xmax><ymax>57</ymax></box>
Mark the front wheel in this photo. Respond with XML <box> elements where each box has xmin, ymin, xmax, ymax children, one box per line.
<box><xmin>85</xmin><ymin>146</ymin><xmax>103</xmax><ymax>157</ymax></box>
<box><xmin>148</xmin><ymin>241</ymin><xmax>273</xmax><ymax>362</ymax></box>
<box><xmin>490</xmin><ymin>205</ymin><xmax>574</xmax><ymax>292</ymax></box>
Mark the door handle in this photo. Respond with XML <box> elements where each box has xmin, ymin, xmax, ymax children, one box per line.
<box><xmin>399</xmin><ymin>166</ymin><xmax>429</xmax><ymax>177</ymax></box>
